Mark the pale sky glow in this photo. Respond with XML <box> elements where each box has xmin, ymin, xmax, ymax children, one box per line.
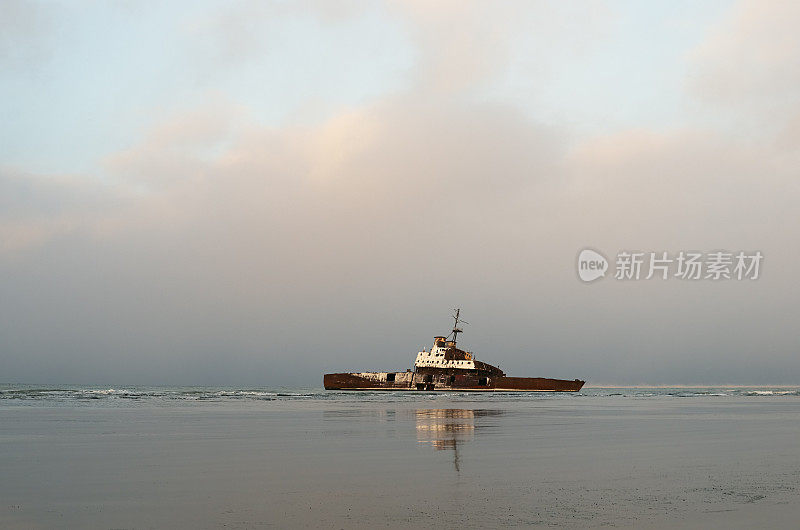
<box><xmin>2</xmin><ymin>0</ymin><xmax>799</xmax><ymax>386</ymax></box>
<box><xmin>2</xmin><ymin>0</ymin><xmax>733</xmax><ymax>174</ymax></box>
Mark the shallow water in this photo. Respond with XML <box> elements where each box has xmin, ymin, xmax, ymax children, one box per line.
<box><xmin>1</xmin><ymin>386</ymin><xmax>799</xmax><ymax>528</ymax></box>
<box><xmin>2</xmin><ymin>384</ymin><xmax>799</xmax><ymax>404</ymax></box>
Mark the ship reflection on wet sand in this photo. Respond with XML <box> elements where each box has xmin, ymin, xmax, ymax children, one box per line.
<box><xmin>415</xmin><ymin>409</ymin><xmax>504</xmax><ymax>472</ymax></box>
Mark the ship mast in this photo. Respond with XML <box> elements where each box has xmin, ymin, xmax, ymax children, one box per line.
<box><xmin>449</xmin><ymin>308</ymin><xmax>468</xmax><ymax>345</ymax></box>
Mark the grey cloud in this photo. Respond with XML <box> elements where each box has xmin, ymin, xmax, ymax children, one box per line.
<box><xmin>1</xmin><ymin>94</ymin><xmax>799</xmax><ymax>385</ymax></box>
<box><xmin>689</xmin><ymin>0</ymin><xmax>800</xmax><ymax>122</ymax></box>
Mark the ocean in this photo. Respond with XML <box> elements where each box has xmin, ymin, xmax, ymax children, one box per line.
<box><xmin>2</xmin><ymin>385</ymin><xmax>799</xmax><ymax>528</ymax></box>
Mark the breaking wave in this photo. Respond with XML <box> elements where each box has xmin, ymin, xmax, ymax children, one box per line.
<box><xmin>0</xmin><ymin>385</ymin><xmax>798</xmax><ymax>406</ymax></box>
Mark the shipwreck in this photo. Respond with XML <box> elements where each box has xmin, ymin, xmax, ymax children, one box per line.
<box><xmin>324</xmin><ymin>309</ymin><xmax>585</xmax><ymax>392</ymax></box>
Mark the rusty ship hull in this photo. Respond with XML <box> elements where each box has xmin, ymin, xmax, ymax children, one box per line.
<box><xmin>324</xmin><ymin>371</ymin><xmax>585</xmax><ymax>392</ymax></box>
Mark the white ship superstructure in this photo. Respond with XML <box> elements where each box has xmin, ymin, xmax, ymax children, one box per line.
<box><xmin>414</xmin><ymin>336</ymin><xmax>476</xmax><ymax>369</ymax></box>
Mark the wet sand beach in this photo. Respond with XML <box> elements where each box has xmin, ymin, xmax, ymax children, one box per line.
<box><xmin>1</xmin><ymin>388</ymin><xmax>799</xmax><ymax>528</ymax></box>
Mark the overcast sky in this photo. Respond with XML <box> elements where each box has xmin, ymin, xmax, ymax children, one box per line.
<box><xmin>2</xmin><ymin>0</ymin><xmax>799</xmax><ymax>386</ymax></box>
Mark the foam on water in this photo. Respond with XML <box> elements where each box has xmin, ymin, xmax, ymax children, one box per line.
<box><xmin>0</xmin><ymin>385</ymin><xmax>798</xmax><ymax>406</ymax></box>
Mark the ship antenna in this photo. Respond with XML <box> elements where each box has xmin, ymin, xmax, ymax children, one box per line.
<box><xmin>449</xmin><ymin>308</ymin><xmax>468</xmax><ymax>344</ymax></box>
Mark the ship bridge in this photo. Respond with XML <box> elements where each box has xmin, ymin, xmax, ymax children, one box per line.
<box><xmin>415</xmin><ymin>337</ymin><xmax>476</xmax><ymax>370</ymax></box>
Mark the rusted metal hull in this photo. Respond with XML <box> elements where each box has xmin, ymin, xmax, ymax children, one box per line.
<box><xmin>323</xmin><ymin>371</ymin><xmax>585</xmax><ymax>392</ymax></box>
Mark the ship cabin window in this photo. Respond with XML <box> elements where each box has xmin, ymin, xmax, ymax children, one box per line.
<box><xmin>386</xmin><ymin>373</ymin><xmax>395</xmax><ymax>382</ymax></box>
<box><xmin>478</xmin><ymin>377</ymin><xmax>488</xmax><ymax>386</ymax></box>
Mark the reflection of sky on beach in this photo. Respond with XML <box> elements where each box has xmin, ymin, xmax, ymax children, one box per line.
<box><xmin>4</xmin><ymin>396</ymin><xmax>800</xmax><ymax>527</ymax></box>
